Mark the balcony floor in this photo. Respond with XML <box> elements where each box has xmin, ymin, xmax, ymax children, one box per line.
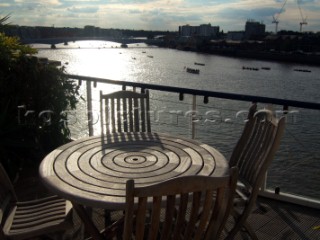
<box><xmin>224</xmin><ymin>196</ymin><xmax>320</xmax><ymax>240</ymax></box>
<box><xmin>14</xmin><ymin>170</ymin><xmax>320</xmax><ymax>240</ymax></box>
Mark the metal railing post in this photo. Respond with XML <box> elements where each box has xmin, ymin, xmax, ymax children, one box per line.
<box><xmin>86</xmin><ymin>80</ymin><xmax>94</xmax><ymax>136</ymax></box>
<box><xmin>192</xmin><ymin>95</ymin><xmax>197</xmax><ymax>139</ymax></box>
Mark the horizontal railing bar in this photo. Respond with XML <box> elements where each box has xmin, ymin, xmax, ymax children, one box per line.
<box><xmin>259</xmin><ymin>190</ymin><xmax>320</xmax><ymax>210</ymax></box>
<box><xmin>66</xmin><ymin>74</ymin><xmax>320</xmax><ymax>110</ymax></box>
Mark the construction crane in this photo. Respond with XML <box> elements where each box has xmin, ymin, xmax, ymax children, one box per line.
<box><xmin>297</xmin><ymin>0</ymin><xmax>307</xmax><ymax>32</ymax></box>
<box><xmin>272</xmin><ymin>16</ymin><xmax>279</xmax><ymax>34</ymax></box>
<box><xmin>272</xmin><ymin>0</ymin><xmax>288</xmax><ymax>34</ymax></box>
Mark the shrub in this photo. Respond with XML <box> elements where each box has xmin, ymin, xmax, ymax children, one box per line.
<box><xmin>0</xmin><ymin>31</ymin><xmax>80</xmax><ymax>178</ymax></box>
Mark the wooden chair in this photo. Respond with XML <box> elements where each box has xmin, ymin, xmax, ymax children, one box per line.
<box><xmin>225</xmin><ymin>109</ymin><xmax>286</xmax><ymax>240</ymax></box>
<box><xmin>0</xmin><ymin>164</ymin><xmax>73</xmax><ymax>240</ymax></box>
<box><xmin>100</xmin><ymin>90</ymin><xmax>151</xmax><ymax>134</ymax></box>
<box><xmin>122</xmin><ymin>167</ymin><xmax>238</xmax><ymax>240</ymax></box>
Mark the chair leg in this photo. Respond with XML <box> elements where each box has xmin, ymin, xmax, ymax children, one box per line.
<box><xmin>72</xmin><ymin>202</ymin><xmax>105</xmax><ymax>240</ymax></box>
<box><xmin>225</xmin><ymin>210</ymin><xmax>243</xmax><ymax>240</ymax></box>
<box><xmin>225</xmin><ymin>220</ymin><xmax>258</xmax><ymax>240</ymax></box>
<box><xmin>242</xmin><ymin>221</ymin><xmax>258</xmax><ymax>240</ymax></box>
<box><xmin>44</xmin><ymin>231</ymin><xmax>64</xmax><ymax>240</ymax></box>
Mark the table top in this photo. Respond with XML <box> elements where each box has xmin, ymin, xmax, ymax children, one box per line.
<box><xmin>39</xmin><ymin>132</ymin><xmax>229</xmax><ymax>210</ymax></box>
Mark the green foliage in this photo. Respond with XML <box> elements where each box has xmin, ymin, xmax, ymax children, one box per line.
<box><xmin>0</xmin><ymin>31</ymin><xmax>80</xmax><ymax>178</ymax></box>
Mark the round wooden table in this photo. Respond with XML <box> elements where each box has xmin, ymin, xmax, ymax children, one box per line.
<box><xmin>40</xmin><ymin>132</ymin><xmax>229</xmax><ymax>210</ymax></box>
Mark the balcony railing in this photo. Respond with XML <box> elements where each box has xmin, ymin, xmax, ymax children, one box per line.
<box><xmin>66</xmin><ymin>74</ymin><xmax>320</xmax><ymax>209</ymax></box>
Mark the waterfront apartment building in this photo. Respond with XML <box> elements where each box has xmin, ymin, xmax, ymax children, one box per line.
<box><xmin>227</xmin><ymin>31</ymin><xmax>245</xmax><ymax>41</ymax></box>
<box><xmin>245</xmin><ymin>20</ymin><xmax>266</xmax><ymax>39</ymax></box>
<box><xmin>179</xmin><ymin>24</ymin><xmax>220</xmax><ymax>38</ymax></box>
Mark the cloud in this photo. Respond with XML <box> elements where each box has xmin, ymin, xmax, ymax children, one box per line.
<box><xmin>297</xmin><ymin>0</ymin><xmax>316</xmax><ymax>4</ymax></box>
<box><xmin>218</xmin><ymin>7</ymin><xmax>276</xmax><ymax>19</ymax></box>
<box><xmin>67</xmin><ymin>6</ymin><xmax>99</xmax><ymax>13</ymax></box>
<box><xmin>1</xmin><ymin>0</ymin><xmax>14</xmax><ymax>3</ymax></box>
<box><xmin>115</xmin><ymin>0</ymin><xmax>157</xmax><ymax>3</ymax></box>
<box><xmin>15</xmin><ymin>0</ymin><xmax>61</xmax><ymax>5</ymax></box>
<box><xmin>63</xmin><ymin>0</ymin><xmax>100</xmax><ymax>1</ymax></box>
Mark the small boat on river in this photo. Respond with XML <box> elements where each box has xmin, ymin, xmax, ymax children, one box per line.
<box><xmin>294</xmin><ymin>68</ymin><xmax>311</xmax><ymax>73</ymax></box>
<box><xmin>242</xmin><ymin>66</ymin><xmax>259</xmax><ymax>71</ymax></box>
<box><xmin>194</xmin><ymin>62</ymin><xmax>205</xmax><ymax>66</ymax></box>
<box><xmin>186</xmin><ymin>67</ymin><xmax>200</xmax><ymax>74</ymax></box>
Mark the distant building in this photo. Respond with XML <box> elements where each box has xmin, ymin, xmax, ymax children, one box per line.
<box><xmin>245</xmin><ymin>20</ymin><xmax>265</xmax><ymax>40</ymax></box>
<box><xmin>179</xmin><ymin>25</ymin><xmax>197</xmax><ymax>37</ymax></box>
<box><xmin>179</xmin><ymin>24</ymin><xmax>220</xmax><ymax>38</ymax></box>
<box><xmin>227</xmin><ymin>31</ymin><xmax>245</xmax><ymax>41</ymax></box>
<box><xmin>198</xmin><ymin>24</ymin><xmax>219</xmax><ymax>38</ymax></box>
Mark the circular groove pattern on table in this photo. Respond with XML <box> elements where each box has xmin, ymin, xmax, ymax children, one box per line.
<box><xmin>40</xmin><ymin>132</ymin><xmax>226</xmax><ymax>209</ymax></box>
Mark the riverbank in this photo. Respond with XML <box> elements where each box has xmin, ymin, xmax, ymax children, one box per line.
<box><xmin>154</xmin><ymin>36</ymin><xmax>320</xmax><ymax>66</ymax></box>
<box><xmin>166</xmin><ymin>45</ymin><xmax>320</xmax><ymax>66</ymax></box>
<box><xmin>204</xmin><ymin>49</ymin><xmax>320</xmax><ymax>66</ymax></box>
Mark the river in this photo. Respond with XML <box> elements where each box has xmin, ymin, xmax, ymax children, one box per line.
<box><xmin>34</xmin><ymin>40</ymin><xmax>320</xmax><ymax>200</ymax></box>
<box><xmin>35</xmin><ymin>40</ymin><xmax>320</xmax><ymax>102</ymax></box>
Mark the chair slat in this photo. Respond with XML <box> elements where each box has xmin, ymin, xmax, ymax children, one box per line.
<box><xmin>13</xmin><ymin>203</ymin><xmax>65</xmax><ymax>218</ymax></box>
<box><xmin>123</xmin><ymin>179</ymin><xmax>134</xmax><ymax>240</ymax></box>
<box><xmin>110</xmin><ymin>99</ymin><xmax>115</xmax><ymax>133</ymax></box>
<box><xmin>194</xmin><ymin>190</ymin><xmax>214</xmax><ymax>240</ymax></box>
<box><xmin>160</xmin><ymin>195</ymin><xmax>175</xmax><ymax>240</ymax></box>
<box><xmin>122</xmin><ymin>168</ymin><xmax>238</xmax><ymax>240</ymax></box>
<box><xmin>0</xmin><ymin>164</ymin><xmax>73</xmax><ymax>240</ymax></box>
<box><xmin>140</xmin><ymin>97</ymin><xmax>146</xmax><ymax>132</ymax></box>
<box><xmin>172</xmin><ymin>193</ymin><xmax>188</xmax><ymax>239</ymax></box>
<box><xmin>116</xmin><ymin>98</ymin><xmax>122</xmax><ymax>132</ymax></box>
<box><xmin>100</xmin><ymin>90</ymin><xmax>151</xmax><ymax>134</ymax></box>
<box><xmin>183</xmin><ymin>192</ymin><xmax>201</xmax><ymax>240</ymax></box>
<box><xmin>146</xmin><ymin>96</ymin><xmax>151</xmax><ymax>132</ymax></box>
<box><xmin>123</xmin><ymin>98</ymin><xmax>128</xmax><ymax>132</ymax></box>
<box><xmin>136</xmin><ymin>197</ymin><xmax>147</xmax><ymax>239</ymax></box>
<box><xmin>11</xmin><ymin>211</ymin><xmax>66</xmax><ymax>229</ymax></box>
<box><xmin>206</xmin><ymin>187</ymin><xmax>226</xmax><ymax>239</ymax></box>
<box><xmin>133</xmin><ymin>97</ymin><xmax>140</xmax><ymax>132</ymax></box>
<box><xmin>148</xmin><ymin>196</ymin><xmax>162</xmax><ymax>240</ymax></box>
<box><xmin>128</xmin><ymin>97</ymin><xmax>134</xmax><ymax>132</ymax></box>
<box><xmin>226</xmin><ymin>110</ymin><xmax>286</xmax><ymax>240</ymax></box>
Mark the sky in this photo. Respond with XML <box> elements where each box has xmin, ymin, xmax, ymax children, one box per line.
<box><xmin>1</xmin><ymin>0</ymin><xmax>319</xmax><ymax>33</ymax></box>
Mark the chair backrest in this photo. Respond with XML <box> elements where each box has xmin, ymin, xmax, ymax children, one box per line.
<box><xmin>0</xmin><ymin>164</ymin><xmax>17</xmax><ymax>238</ymax></box>
<box><xmin>100</xmin><ymin>90</ymin><xmax>151</xmax><ymax>134</ymax></box>
<box><xmin>229</xmin><ymin>109</ymin><xmax>286</xmax><ymax>198</ymax></box>
<box><xmin>123</xmin><ymin>167</ymin><xmax>238</xmax><ymax>240</ymax></box>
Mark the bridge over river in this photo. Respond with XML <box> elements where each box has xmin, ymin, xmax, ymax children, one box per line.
<box><xmin>21</xmin><ymin>36</ymin><xmax>162</xmax><ymax>46</ymax></box>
